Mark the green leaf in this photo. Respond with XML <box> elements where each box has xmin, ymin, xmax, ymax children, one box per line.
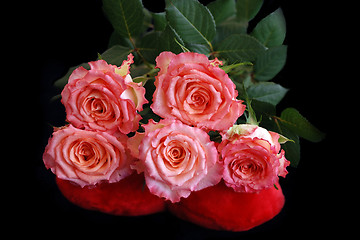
<box><xmin>207</xmin><ymin>0</ymin><xmax>236</xmax><ymax>24</ymax></box>
<box><xmin>277</xmin><ymin>123</ymin><xmax>300</xmax><ymax>167</ymax></box>
<box><xmin>216</xmin><ymin>34</ymin><xmax>266</xmax><ymax>63</ymax></box>
<box><xmin>280</xmin><ymin>108</ymin><xmax>325</xmax><ymax>142</ymax></box>
<box><xmin>247</xmin><ymin>82</ymin><xmax>288</xmax><ymax>106</ymax></box>
<box><xmin>101</xmin><ymin>45</ymin><xmax>132</xmax><ymax>65</ymax></box>
<box><xmin>102</xmin><ymin>0</ymin><xmax>144</xmax><ymax>39</ymax></box>
<box><xmin>250</xmin><ymin>8</ymin><xmax>286</xmax><ymax>47</ymax></box>
<box><xmin>165</xmin><ymin>0</ymin><xmax>216</xmax><ymax>46</ymax></box>
<box><xmin>278</xmin><ymin>134</ymin><xmax>295</xmax><ymax>144</ymax></box>
<box><xmin>158</xmin><ymin>25</ymin><xmax>185</xmax><ymax>54</ymax></box>
<box><xmin>108</xmin><ymin>31</ymin><xmax>133</xmax><ymax>48</ymax></box>
<box><xmin>283</xmin><ymin>139</ymin><xmax>300</xmax><ymax>167</ymax></box>
<box><xmin>142</xmin><ymin>8</ymin><xmax>153</xmax><ymax>32</ymax></box>
<box><xmin>138</xmin><ymin>31</ymin><xmax>161</xmax><ymax>64</ymax></box>
<box><xmin>186</xmin><ymin>43</ymin><xmax>211</xmax><ymax>55</ymax></box>
<box><xmin>213</xmin><ymin>0</ymin><xmax>263</xmax><ymax>44</ymax></box>
<box><xmin>152</xmin><ymin>12</ymin><xmax>167</xmax><ymax>31</ymax></box>
<box><xmin>130</xmin><ymin>65</ymin><xmax>153</xmax><ymax>78</ymax></box>
<box><xmin>264</xmin><ymin>117</ymin><xmax>301</xmax><ymax>167</ymax></box>
<box><xmin>251</xmin><ymin>99</ymin><xmax>276</xmax><ymax>119</ymax></box>
<box><xmin>175</xmin><ymin>37</ymin><xmax>190</xmax><ymax>52</ymax></box>
<box><xmin>254</xmin><ymin>45</ymin><xmax>287</xmax><ymax>81</ymax></box>
<box><xmin>212</xmin><ymin>19</ymin><xmax>247</xmax><ymax>44</ymax></box>
<box><xmin>221</xmin><ymin>62</ymin><xmax>253</xmax><ymax>73</ymax></box>
<box><xmin>236</xmin><ymin>0</ymin><xmax>263</xmax><ymax>22</ymax></box>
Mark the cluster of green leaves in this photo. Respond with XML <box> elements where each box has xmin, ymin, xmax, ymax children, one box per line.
<box><xmin>53</xmin><ymin>0</ymin><xmax>324</xmax><ymax>167</ymax></box>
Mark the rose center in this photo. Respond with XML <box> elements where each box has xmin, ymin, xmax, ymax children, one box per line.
<box><xmin>189</xmin><ymin>88</ymin><xmax>209</xmax><ymax>107</ymax></box>
<box><xmin>182</xmin><ymin>85</ymin><xmax>212</xmax><ymax>114</ymax></box>
<box><xmin>91</xmin><ymin>98</ymin><xmax>106</xmax><ymax>114</ymax></box>
<box><xmin>191</xmin><ymin>92</ymin><xmax>205</xmax><ymax>106</ymax></box>
<box><xmin>73</xmin><ymin>141</ymin><xmax>97</xmax><ymax>166</ymax></box>
<box><xmin>80</xmin><ymin>145</ymin><xmax>93</xmax><ymax>160</ymax></box>
<box><xmin>83</xmin><ymin>91</ymin><xmax>115</xmax><ymax>121</ymax></box>
<box><xmin>231</xmin><ymin>159</ymin><xmax>260</xmax><ymax>179</ymax></box>
<box><xmin>169</xmin><ymin>147</ymin><xmax>184</xmax><ymax>160</ymax></box>
<box><xmin>163</xmin><ymin>142</ymin><xmax>186</xmax><ymax>169</ymax></box>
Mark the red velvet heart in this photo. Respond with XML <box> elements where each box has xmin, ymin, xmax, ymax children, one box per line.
<box><xmin>56</xmin><ymin>173</ymin><xmax>166</xmax><ymax>216</ymax></box>
<box><xmin>167</xmin><ymin>181</ymin><xmax>285</xmax><ymax>231</ymax></box>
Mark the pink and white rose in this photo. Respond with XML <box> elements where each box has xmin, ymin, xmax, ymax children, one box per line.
<box><xmin>43</xmin><ymin>125</ymin><xmax>134</xmax><ymax>187</ymax></box>
<box><xmin>61</xmin><ymin>54</ymin><xmax>148</xmax><ymax>134</ymax></box>
<box><xmin>151</xmin><ymin>52</ymin><xmax>245</xmax><ymax>131</ymax></box>
<box><xmin>218</xmin><ymin>124</ymin><xmax>290</xmax><ymax>193</ymax></box>
<box><xmin>129</xmin><ymin>119</ymin><xmax>223</xmax><ymax>202</ymax></box>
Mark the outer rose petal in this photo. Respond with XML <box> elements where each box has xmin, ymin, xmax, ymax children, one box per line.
<box><xmin>127</xmin><ymin>131</ymin><xmax>145</xmax><ymax>159</ymax></box>
<box><xmin>209</xmin><ymin>57</ymin><xmax>223</xmax><ymax>67</ymax></box>
<box><xmin>269</xmin><ymin>131</ymin><xmax>281</xmax><ymax>153</ymax></box>
<box><xmin>68</xmin><ymin>66</ymin><xmax>88</xmax><ymax>85</ymax></box>
<box><xmin>166</xmin><ymin>52</ymin><xmax>210</xmax><ymax>74</ymax></box>
<box><xmin>152</xmin><ymin>52</ymin><xmax>176</xmax><ymax>117</ymax></box>
<box><xmin>278</xmin><ymin>150</ymin><xmax>290</xmax><ymax>177</ymax></box>
<box><xmin>155</xmin><ymin>51</ymin><xmax>176</xmax><ymax>76</ymax></box>
<box><xmin>115</xmin><ymin>53</ymin><xmax>134</xmax><ymax>77</ymax></box>
<box><xmin>198</xmin><ymin>100</ymin><xmax>245</xmax><ymax>131</ymax></box>
<box><xmin>89</xmin><ymin>59</ymin><xmax>114</xmax><ymax>72</ymax></box>
<box><xmin>225</xmin><ymin>124</ymin><xmax>274</xmax><ymax>145</ymax></box>
<box><xmin>145</xmin><ymin>175</ymin><xmax>192</xmax><ymax>203</ymax></box>
<box><xmin>193</xmin><ymin>158</ymin><xmax>224</xmax><ymax>191</ymax></box>
<box><xmin>121</xmin><ymin>75</ymin><xmax>149</xmax><ymax>111</ymax></box>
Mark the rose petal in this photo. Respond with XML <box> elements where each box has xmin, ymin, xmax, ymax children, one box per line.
<box><xmin>155</xmin><ymin>51</ymin><xmax>176</xmax><ymax>77</ymax></box>
<box><xmin>115</xmin><ymin>53</ymin><xmax>134</xmax><ymax>77</ymax></box>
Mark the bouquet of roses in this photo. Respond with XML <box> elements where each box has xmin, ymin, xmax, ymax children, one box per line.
<box><xmin>43</xmin><ymin>0</ymin><xmax>324</xmax><ymax>231</ymax></box>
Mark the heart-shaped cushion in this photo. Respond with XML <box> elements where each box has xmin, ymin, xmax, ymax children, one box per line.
<box><xmin>168</xmin><ymin>181</ymin><xmax>285</xmax><ymax>231</ymax></box>
<box><xmin>56</xmin><ymin>173</ymin><xmax>166</xmax><ymax>216</ymax></box>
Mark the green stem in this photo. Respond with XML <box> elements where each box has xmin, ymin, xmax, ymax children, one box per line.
<box><xmin>207</xmin><ymin>40</ymin><xmax>214</xmax><ymax>53</ymax></box>
<box><xmin>246</xmin><ymin>100</ymin><xmax>258</xmax><ymax>125</ymax></box>
<box><xmin>242</xmin><ymin>82</ymin><xmax>258</xmax><ymax>125</ymax></box>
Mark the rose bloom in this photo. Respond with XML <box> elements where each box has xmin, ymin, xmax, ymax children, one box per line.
<box><xmin>218</xmin><ymin>124</ymin><xmax>290</xmax><ymax>193</ymax></box>
<box><xmin>43</xmin><ymin>125</ymin><xmax>134</xmax><ymax>187</ymax></box>
<box><xmin>151</xmin><ymin>52</ymin><xmax>245</xmax><ymax>131</ymax></box>
<box><xmin>61</xmin><ymin>54</ymin><xmax>148</xmax><ymax>134</ymax></box>
<box><xmin>129</xmin><ymin>119</ymin><xmax>223</xmax><ymax>203</ymax></box>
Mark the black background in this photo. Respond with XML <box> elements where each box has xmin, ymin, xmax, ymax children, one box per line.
<box><xmin>22</xmin><ymin>0</ymin><xmax>339</xmax><ymax>238</ymax></box>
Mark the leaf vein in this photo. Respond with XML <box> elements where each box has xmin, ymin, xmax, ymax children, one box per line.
<box><xmin>168</xmin><ymin>0</ymin><xmax>210</xmax><ymax>45</ymax></box>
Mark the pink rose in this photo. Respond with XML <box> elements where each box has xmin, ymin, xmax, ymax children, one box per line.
<box><xmin>61</xmin><ymin>54</ymin><xmax>148</xmax><ymax>134</ymax></box>
<box><xmin>151</xmin><ymin>52</ymin><xmax>246</xmax><ymax>131</ymax></box>
<box><xmin>130</xmin><ymin>119</ymin><xmax>223</xmax><ymax>202</ymax></box>
<box><xmin>43</xmin><ymin>125</ymin><xmax>134</xmax><ymax>187</ymax></box>
<box><xmin>218</xmin><ymin>124</ymin><xmax>290</xmax><ymax>193</ymax></box>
